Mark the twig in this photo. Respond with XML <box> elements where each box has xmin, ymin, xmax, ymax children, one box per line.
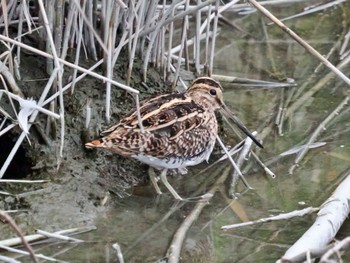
<box><xmin>0</xmin><ymin>245</ymin><xmax>58</xmax><ymax>262</ymax></box>
<box><xmin>228</xmin><ymin>136</ymin><xmax>253</xmax><ymax>197</ymax></box>
<box><xmin>222</xmin><ymin>207</ymin><xmax>318</xmax><ymax>231</ymax></box>
<box><xmin>0</xmin><ymin>179</ymin><xmax>48</xmax><ymax>183</ymax></box>
<box><xmin>320</xmin><ymin>237</ymin><xmax>350</xmax><ymax>263</ymax></box>
<box><xmin>216</xmin><ymin>135</ymin><xmax>252</xmax><ymax>189</ymax></box>
<box><xmin>36</xmin><ymin>229</ymin><xmax>84</xmax><ymax>243</ymax></box>
<box><xmin>0</xmin><ymin>225</ymin><xmax>96</xmax><ymax>247</ymax></box>
<box><xmin>0</xmin><ymin>60</ymin><xmax>24</xmax><ymax>97</ymax></box>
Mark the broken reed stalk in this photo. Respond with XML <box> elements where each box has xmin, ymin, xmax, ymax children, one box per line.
<box><xmin>15</xmin><ymin>1</ymin><xmax>24</xmax><ymax>80</ymax></box>
<box><xmin>204</xmin><ymin>4</ymin><xmax>212</xmax><ymax>72</ymax></box>
<box><xmin>85</xmin><ymin>0</ymin><xmax>98</xmax><ymax>60</ymax></box>
<box><xmin>216</xmin><ymin>135</ymin><xmax>252</xmax><ymax>189</ymax></box>
<box><xmin>112</xmin><ymin>243</ymin><xmax>125</xmax><ymax>263</ymax></box>
<box><xmin>222</xmin><ymin>207</ymin><xmax>318</xmax><ymax>231</ymax></box>
<box><xmin>228</xmin><ymin>137</ymin><xmax>253</xmax><ymax>197</ymax></box>
<box><xmin>320</xmin><ymin>237</ymin><xmax>350</xmax><ymax>263</ymax></box>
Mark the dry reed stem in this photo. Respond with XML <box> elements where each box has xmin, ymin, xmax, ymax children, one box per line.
<box><xmin>216</xmin><ymin>135</ymin><xmax>252</xmax><ymax>189</ymax></box>
<box><xmin>228</xmin><ymin>136</ymin><xmax>254</xmax><ymax>197</ymax></box>
<box><xmin>0</xmin><ymin>34</ymin><xmax>139</xmax><ymax>93</ymax></box>
<box><xmin>0</xmin><ymin>225</ymin><xmax>96</xmax><ymax>247</ymax></box>
<box><xmin>72</xmin><ymin>0</ymin><xmax>108</xmax><ymax>55</ymax></box>
<box><xmin>140</xmin><ymin>0</ymin><xmax>217</xmax><ymax>37</ymax></box>
<box><xmin>222</xmin><ymin>207</ymin><xmax>318</xmax><ymax>231</ymax></box>
<box><xmin>36</xmin><ymin>229</ymin><xmax>84</xmax><ymax>243</ymax></box>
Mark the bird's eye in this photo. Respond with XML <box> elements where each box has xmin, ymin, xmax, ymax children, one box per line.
<box><xmin>209</xmin><ymin>89</ymin><xmax>217</xmax><ymax>96</ymax></box>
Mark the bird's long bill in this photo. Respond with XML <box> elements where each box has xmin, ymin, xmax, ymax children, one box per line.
<box><xmin>220</xmin><ymin>104</ymin><xmax>263</xmax><ymax>148</ymax></box>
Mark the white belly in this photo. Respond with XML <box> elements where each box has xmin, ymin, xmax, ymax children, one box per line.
<box><xmin>134</xmin><ymin>139</ymin><xmax>215</xmax><ymax>170</ymax></box>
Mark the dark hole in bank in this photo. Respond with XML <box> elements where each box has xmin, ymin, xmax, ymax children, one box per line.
<box><xmin>0</xmin><ymin>131</ymin><xmax>32</xmax><ymax>179</ymax></box>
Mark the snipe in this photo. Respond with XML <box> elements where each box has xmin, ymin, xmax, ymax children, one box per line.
<box><xmin>85</xmin><ymin>77</ymin><xmax>262</xmax><ymax>200</ymax></box>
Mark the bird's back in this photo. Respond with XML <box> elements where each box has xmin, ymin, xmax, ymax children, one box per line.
<box><xmin>86</xmin><ymin>92</ymin><xmax>218</xmax><ymax>169</ymax></box>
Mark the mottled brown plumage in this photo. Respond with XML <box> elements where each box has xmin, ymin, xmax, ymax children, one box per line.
<box><xmin>86</xmin><ymin>77</ymin><xmax>261</xmax><ymax>199</ymax></box>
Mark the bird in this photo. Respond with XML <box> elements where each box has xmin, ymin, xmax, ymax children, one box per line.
<box><xmin>85</xmin><ymin>77</ymin><xmax>262</xmax><ymax>200</ymax></box>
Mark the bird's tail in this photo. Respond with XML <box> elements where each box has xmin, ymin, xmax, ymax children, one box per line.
<box><xmin>85</xmin><ymin>139</ymin><xmax>105</xmax><ymax>148</ymax></box>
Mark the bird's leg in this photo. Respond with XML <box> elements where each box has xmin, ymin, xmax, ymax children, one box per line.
<box><xmin>160</xmin><ymin>169</ymin><xmax>183</xmax><ymax>201</ymax></box>
<box><xmin>148</xmin><ymin>167</ymin><xmax>162</xmax><ymax>195</ymax></box>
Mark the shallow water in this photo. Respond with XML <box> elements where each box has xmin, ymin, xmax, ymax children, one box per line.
<box><xmin>4</xmin><ymin>1</ymin><xmax>350</xmax><ymax>262</ymax></box>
